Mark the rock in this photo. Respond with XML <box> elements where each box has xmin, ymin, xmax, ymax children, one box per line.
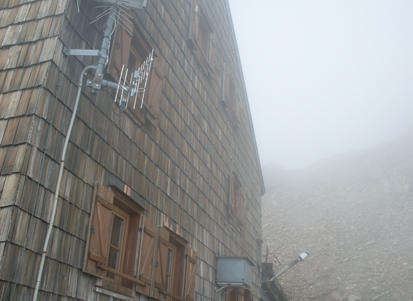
<box><xmin>347</xmin><ymin>295</ymin><xmax>362</xmax><ymax>301</ymax></box>
<box><xmin>262</xmin><ymin>133</ymin><xmax>413</xmax><ymax>301</ymax></box>
<box><xmin>331</xmin><ymin>291</ymin><xmax>343</xmax><ymax>300</ymax></box>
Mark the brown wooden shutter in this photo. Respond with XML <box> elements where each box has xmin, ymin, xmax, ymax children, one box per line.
<box><xmin>184</xmin><ymin>248</ymin><xmax>197</xmax><ymax>301</ymax></box>
<box><xmin>239</xmin><ymin>190</ymin><xmax>246</xmax><ymax>226</ymax></box>
<box><xmin>154</xmin><ymin>227</ymin><xmax>170</xmax><ymax>298</ymax></box>
<box><xmin>238</xmin><ymin>289</ymin><xmax>245</xmax><ymax>301</ymax></box>
<box><xmin>144</xmin><ymin>59</ymin><xmax>164</xmax><ymax>127</ymax></box>
<box><xmin>136</xmin><ymin>216</ymin><xmax>157</xmax><ymax>296</ymax></box>
<box><xmin>244</xmin><ymin>289</ymin><xmax>251</xmax><ymax>301</ymax></box>
<box><xmin>83</xmin><ymin>185</ymin><xmax>114</xmax><ymax>278</ymax></box>
<box><xmin>208</xmin><ymin>33</ymin><xmax>216</xmax><ymax>74</ymax></box>
<box><xmin>107</xmin><ymin>24</ymin><xmax>132</xmax><ymax>81</ymax></box>
<box><xmin>224</xmin><ymin>72</ymin><xmax>237</xmax><ymax>125</ymax></box>
<box><xmin>235</xmin><ymin>89</ymin><xmax>242</xmax><ymax>125</ymax></box>
<box><xmin>228</xmin><ymin>172</ymin><xmax>234</xmax><ymax>218</ymax></box>
<box><xmin>222</xmin><ymin>63</ymin><xmax>227</xmax><ymax>103</ymax></box>
<box><xmin>230</xmin><ymin>172</ymin><xmax>237</xmax><ymax>217</ymax></box>
<box><xmin>227</xmin><ymin>289</ymin><xmax>237</xmax><ymax>301</ymax></box>
<box><xmin>224</xmin><ymin>71</ymin><xmax>230</xmax><ymax>105</ymax></box>
<box><xmin>188</xmin><ymin>4</ymin><xmax>199</xmax><ymax>49</ymax></box>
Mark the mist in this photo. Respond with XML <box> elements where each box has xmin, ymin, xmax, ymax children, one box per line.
<box><xmin>228</xmin><ymin>0</ymin><xmax>413</xmax><ymax>170</ymax></box>
<box><xmin>227</xmin><ymin>2</ymin><xmax>413</xmax><ymax>300</ymax></box>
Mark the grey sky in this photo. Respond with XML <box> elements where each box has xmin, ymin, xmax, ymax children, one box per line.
<box><xmin>228</xmin><ymin>0</ymin><xmax>413</xmax><ymax>170</ymax></box>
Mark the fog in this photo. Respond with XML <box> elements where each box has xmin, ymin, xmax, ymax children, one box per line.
<box><xmin>228</xmin><ymin>0</ymin><xmax>413</xmax><ymax>170</ymax></box>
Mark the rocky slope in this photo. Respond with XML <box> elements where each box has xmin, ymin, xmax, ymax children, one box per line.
<box><xmin>261</xmin><ymin>130</ymin><xmax>413</xmax><ymax>301</ymax></box>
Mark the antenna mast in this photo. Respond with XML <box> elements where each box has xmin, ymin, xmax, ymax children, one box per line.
<box><xmin>63</xmin><ymin>0</ymin><xmax>152</xmax><ymax>113</ymax></box>
<box><xmin>92</xmin><ymin>5</ymin><xmax>116</xmax><ymax>94</ymax></box>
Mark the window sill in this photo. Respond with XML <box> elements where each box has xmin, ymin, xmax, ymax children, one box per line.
<box><xmin>95</xmin><ymin>278</ymin><xmax>134</xmax><ymax>299</ymax></box>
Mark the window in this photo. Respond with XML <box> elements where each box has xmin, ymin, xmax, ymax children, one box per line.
<box><xmin>84</xmin><ymin>186</ymin><xmax>197</xmax><ymax>300</ymax></box>
<box><xmin>188</xmin><ymin>4</ymin><xmax>216</xmax><ymax>75</ymax></box>
<box><xmin>107</xmin><ymin>21</ymin><xmax>164</xmax><ymax>127</ymax></box>
<box><xmin>222</xmin><ymin>65</ymin><xmax>242</xmax><ymax>127</ymax></box>
<box><xmin>154</xmin><ymin>231</ymin><xmax>186</xmax><ymax>300</ymax></box>
<box><xmin>83</xmin><ymin>185</ymin><xmax>145</xmax><ymax>295</ymax></box>
<box><xmin>226</xmin><ymin>288</ymin><xmax>251</xmax><ymax>301</ymax></box>
<box><xmin>229</xmin><ymin>172</ymin><xmax>246</xmax><ymax>229</ymax></box>
<box><xmin>152</xmin><ymin>223</ymin><xmax>197</xmax><ymax>301</ymax></box>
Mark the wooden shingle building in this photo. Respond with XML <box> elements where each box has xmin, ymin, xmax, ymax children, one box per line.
<box><xmin>0</xmin><ymin>0</ymin><xmax>265</xmax><ymax>300</ymax></box>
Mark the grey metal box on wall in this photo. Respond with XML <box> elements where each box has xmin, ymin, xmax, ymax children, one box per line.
<box><xmin>216</xmin><ymin>257</ymin><xmax>254</xmax><ymax>288</ymax></box>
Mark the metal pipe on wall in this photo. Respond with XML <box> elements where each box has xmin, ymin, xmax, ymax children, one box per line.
<box><xmin>32</xmin><ymin>64</ymin><xmax>97</xmax><ymax>301</ymax></box>
<box><xmin>32</xmin><ymin>7</ymin><xmax>118</xmax><ymax>299</ymax></box>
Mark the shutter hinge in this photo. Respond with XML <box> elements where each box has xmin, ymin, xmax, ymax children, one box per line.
<box><xmin>96</xmin><ymin>263</ymin><xmax>102</xmax><ymax>272</ymax></box>
<box><xmin>91</xmin><ymin>225</ymin><xmax>96</xmax><ymax>233</ymax></box>
<box><xmin>151</xmin><ymin>260</ymin><xmax>159</xmax><ymax>267</ymax></box>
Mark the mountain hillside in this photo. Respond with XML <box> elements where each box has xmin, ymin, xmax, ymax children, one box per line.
<box><xmin>262</xmin><ymin>130</ymin><xmax>413</xmax><ymax>301</ymax></box>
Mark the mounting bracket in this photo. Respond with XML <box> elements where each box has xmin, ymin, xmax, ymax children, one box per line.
<box><xmin>63</xmin><ymin>47</ymin><xmax>107</xmax><ymax>60</ymax></box>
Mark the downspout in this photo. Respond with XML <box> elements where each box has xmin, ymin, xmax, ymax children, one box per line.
<box><xmin>32</xmin><ymin>64</ymin><xmax>97</xmax><ymax>301</ymax></box>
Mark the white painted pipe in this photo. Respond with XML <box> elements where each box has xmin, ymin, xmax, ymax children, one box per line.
<box><xmin>32</xmin><ymin>65</ymin><xmax>97</xmax><ymax>301</ymax></box>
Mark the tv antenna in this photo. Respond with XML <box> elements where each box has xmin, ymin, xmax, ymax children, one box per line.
<box><xmin>114</xmin><ymin>49</ymin><xmax>154</xmax><ymax>111</ymax></box>
<box><xmin>63</xmin><ymin>0</ymin><xmax>152</xmax><ymax>112</ymax></box>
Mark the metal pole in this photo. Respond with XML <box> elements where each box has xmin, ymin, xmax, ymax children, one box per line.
<box><xmin>269</xmin><ymin>252</ymin><xmax>309</xmax><ymax>282</ymax></box>
<box><xmin>92</xmin><ymin>6</ymin><xmax>116</xmax><ymax>93</ymax></box>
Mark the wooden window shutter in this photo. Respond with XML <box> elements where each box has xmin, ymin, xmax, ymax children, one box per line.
<box><xmin>136</xmin><ymin>216</ymin><xmax>157</xmax><ymax>296</ymax></box>
<box><xmin>244</xmin><ymin>289</ymin><xmax>251</xmax><ymax>301</ymax></box>
<box><xmin>238</xmin><ymin>289</ymin><xmax>245</xmax><ymax>301</ymax></box>
<box><xmin>235</xmin><ymin>89</ymin><xmax>242</xmax><ymax>125</ymax></box>
<box><xmin>223</xmin><ymin>71</ymin><xmax>238</xmax><ymax>125</ymax></box>
<box><xmin>208</xmin><ymin>33</ymin><xmax>216</xmax><ymax>73</ymax></box>
<box><xmin>230</xmin><ymin>173</ymin><xmax>238</xmax><ymax>217</ymax></box>
<box><xmin>188</xmin><ymin>4</ymin><xmax>200</xmax><ymax>49</ymax></box>
<box><xmin>184</xmin><ymin>248</ymin><xmax>197</xmax><ymax>301</ymax></box>
<box><xmin>154</xmin><ymin>227</ymin><xmax>170</xmax><ymax>298</ymax></box>
<box><xmin>144</xmin><ymin>59</ymin><xmax>164</xmax><ymax>127</ymax></box>
<box><xmin>83</xmin><ymin>185</ymin><xmax>115</xmax><ymax>278</ymax></box>
<box><xmin>224</xmin><ymin>71</ymin><xmax>231</xmax><ymax>106</ymax></box>
<box><xmin>240</xmin><ymin>190</ymin><xmax>246</xmax><ymax>226</ymax></box>
<box><xmin>107</xmin><ymin>24</ymin><xmax>132</xmax><ymax>81</ymax></box>
<box><xmin>228</xmin><ymin>172</ymin><xmax>233</xmax><ymax>217</ymax></box>
<box><xmin>221</xmin><ymin>63</ymin><xmax>227</xmax><ymax>103</ymax></box>
<box><xmin>227</xmin><ymin>289</ymin><xmax>237</xmax><ymax>301</ymax></box>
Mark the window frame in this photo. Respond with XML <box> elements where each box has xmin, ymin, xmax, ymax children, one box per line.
<box><xmin>188</xmin><ymin>4</ymin><xmax>216</xmax><ymax>75</ymax></box>
<box><xmin>229</xmin><ymin>172</ymin><xmax>246</xmax><ymax>229</ymax></box>
<box><xmin>107</xmin><ymin>20</ymin><xmax>164</xmax><ymax>127</ymax></box>
<box><xmin>222</xmin><ymin>64</ymin><xmax>242</xmax><ymax>127</ymax></box>
<box><xmin>83</xmin><ymin>184</ymin><xmax>146</xmax><ymax>296</ymax></box>
<box><xmin>154</xmin><ymin>228</ymin><xmax>191</xmax><ymax>301</ymax></box>
<box><xmin>84</xmin><ymin>186</ymin><xmax>197</xmax><ymax>300</ymax></box>
<box><xmin>226</xmin><ymin>288</ymin><xmax>251</xmax><ymax>301</ymax></box>
<box><xmin>105</xmin><ymin>208</ymin><xmax>129</xmax><ymax>285</ymax></box>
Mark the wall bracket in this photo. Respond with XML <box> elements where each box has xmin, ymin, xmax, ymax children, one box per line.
<box><xmin>63</xmin><ymin>47</ymin><xmax>107</xmax><ymax>60</ymax></box>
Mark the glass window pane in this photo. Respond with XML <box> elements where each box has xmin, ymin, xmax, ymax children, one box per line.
<box><xmin>167</xmin><ymin>249</ymin><xmax>173</xmax><ymax>273</ymax></box>
<box><xmin>111</xmin><ymin>214</ymin><xmax>124</xmax><ymax>248</ymax></box>
<box><xmin>166</xmin><ymin>274</ymin><xmax>171</xmax><ymax>292</ymax></box>
<box><xmin>107</xmin><ymin>247</ymin><xmax>120</xmax><ymax>279</ymax></box>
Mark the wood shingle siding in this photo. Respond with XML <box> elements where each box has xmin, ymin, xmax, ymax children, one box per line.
<box><xmin>0</xmin><ymin>0</ymin><xmax>264</xmax><ymax>299</ymax></box>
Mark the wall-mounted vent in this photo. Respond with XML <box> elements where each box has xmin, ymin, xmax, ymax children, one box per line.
<box><xmin>93</xmin><ymin>0</ymin><xmax>147</xmax><ymax>9</ymax></box>
<box><xmin>216</xmin><ymin>257</ymin><xmax>254</xmax><ymax>288</ymax></box>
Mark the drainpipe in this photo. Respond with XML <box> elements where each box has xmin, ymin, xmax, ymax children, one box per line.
<box><xmin>32</xmin><ymin>65</ymin><xmax>97</xmax><ymax>301</ymax></box>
